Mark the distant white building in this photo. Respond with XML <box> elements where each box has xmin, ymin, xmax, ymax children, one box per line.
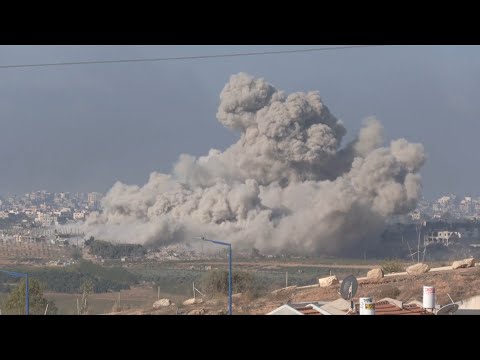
<box><xmin>437</xmin><ymin>196</ymin><xmax>451</xmax><ymax>206</ymax></box>
<box><xmin>424</xmin><ymin>231</ymin><xmax>461</xmax><ymax>247</ymax></box>
<box><xmin>73</xmin><ymin>212</ymin><xmax>86</xmax><ymax>220</ymax></box>
<box><xmin>35</xmin><ymin>212</ymin><xmax>55</xmax><ymax>226</ymax></box>
<box><xmin>409</xmin><ymin>210</ymin><xmax>421</xmax><ymax>221</ymax></box>
<box><xmin>460</xmin><ymin>197</ymin><xmax>472</xmax><ymax>213</ymax></box>
<box><xmin>87</xmin><ymin>192</ymin><xmax>102</xmax><ymax>210</ymax></box>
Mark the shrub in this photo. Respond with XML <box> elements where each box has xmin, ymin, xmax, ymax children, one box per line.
<box><xmin>377</xmin><ymin>285</ymin><xmax>401</xmax><ymax>299</ymax></box>
<box><xmin>71</xmin><ymin>247</ymin><xmax>83</xmax><ymax>260</ymax></box>
<box><xmin>201</xmin><ymin>270</ymin><xmax>255</xmax><ymax>296</ymax></box>
<box><xmin>381</xmin><ymin>260</ymin><xmax>405</xmax><ymax>274</ymax></box>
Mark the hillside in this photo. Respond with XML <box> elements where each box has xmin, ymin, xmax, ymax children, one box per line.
<box><xmin>106</xmin><ymin>263</ymin><xmax>480</xmax><ymax>315</ymax></box>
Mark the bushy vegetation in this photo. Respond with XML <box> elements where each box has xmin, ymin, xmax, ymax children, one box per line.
<box><xmin>381</xmin><ymin>260</ymin><xmax>405</xmax><ymax>274</ymax></box>
<box><xmin>0</xmin><ymin>260</ymin><xmax>138</xmax><ymax>294</ymax></box>
<box><xmin>88</xmin><ymin>239</ymin><xmax>146</xmax><ymax>259</ymax></box>
<box><xmin>377</xmin><ymin>285</ymin><xmax>401</xmax><ymax>299</ymax></box>
<box><xmin>201</xmin><ymin>270</ymin><xmax>256</xmax><ymax>296</ymax></box>
<box><xmin>71</xmin><ymin>247</ymin><xmax>83</xmax><ymax>260</ymax></box>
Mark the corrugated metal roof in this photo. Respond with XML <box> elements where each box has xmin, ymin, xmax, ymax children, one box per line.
<box><xmin>268</xmin><ymin>298</ymin><xmax>434</xmax><ymax>315</ymax></box>
<box><xmin>296</xmin><ymin>307</ymin><xmax>323</xmax><ymax>315</ymax></box>
<box><xmin>351</xmin><ymin>300</ymin><xmax>432</xmax><ymax>315</ymax></box>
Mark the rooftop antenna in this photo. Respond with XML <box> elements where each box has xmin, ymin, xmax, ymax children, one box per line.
<box><xmin>446</xmin><ymin>293</ymin><xmax>455</xmax><ymax>304</ymax></box>
<box><xmin>340</xmin><ymin>274</ymin><xmax>358</xmax><ymax>311</ymax></box>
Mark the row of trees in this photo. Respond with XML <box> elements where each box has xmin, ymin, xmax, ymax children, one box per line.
<box><xmin>87</xmin><ymin>239</ymin><xmax>146</xmax><ymax>259</ymax></box>
<box><xmin>0</xmin><ymin>260</ymin><xmax>138</xmax><ymax>294</ymax></box>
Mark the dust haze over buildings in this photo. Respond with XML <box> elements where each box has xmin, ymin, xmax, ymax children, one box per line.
<box><xmin>85</xmin><ymin>73</ymin><xmax>426</xmax><ymax>256</ymax></box>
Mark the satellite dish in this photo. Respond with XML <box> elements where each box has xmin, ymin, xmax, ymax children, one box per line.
<box><xmin>436</xmin><ymin>303</ymin><xmax>459</xmax><ymax>315</ymax></box>
<box><xmin>340</xmin><ymin>274</ymin><xmax>358</xmax><ymax>301</ymax></box>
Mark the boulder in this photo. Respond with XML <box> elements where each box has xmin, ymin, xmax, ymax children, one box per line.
<box><xmin>153</xmin><ymin>298</ymin><xmax>171</xmax><ymax>308</ymax></box>
<box><xmin>182</xmin><ymin>298</ymin><xmax>203</xmax><ymax>306</ymax></box>
<box><xmin>452</xmin><ymin>258</ymin><xmax>476</xmax><ymax>269</ymax></box>
<box><xmin>406</xmin><ymin>263</ymin><xmax>430</xmax><ymax>275</ymax></box>
<box><xmin>367</xmin><ymin>268</ymin><xmax>384</xmax><ymax>280</ymax></box>
<box><xmin>205</xmin><ymin>299</ymin><xmax>221</xmax><ymax>306</ymax></box>
<box><xmin>271</xmin><ymin>286</ymin><xmax>297</xmax><ymax>296</ymax></box>
<box><xmin>319</xmin><ymin>275</ymin><xmax>339</xmax><ymax>287</ymax></box>
<box><xmin>187</xmin><ymin>308</ymin><xmax>205</xmax><ymax>315</ymax></box>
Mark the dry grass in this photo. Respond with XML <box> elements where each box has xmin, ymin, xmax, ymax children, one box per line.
<box><xmin>381</xmin><ymin>260</ymin><xmax>406</xmax><ymax>274</ymax></box>
<box><xmin>0</xmin><ymin>242</ymin><xmax>69</xmax><ymax>261</ymax></box>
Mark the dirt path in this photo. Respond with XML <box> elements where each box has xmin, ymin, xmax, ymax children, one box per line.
<box><xmin>178</xmin><ymin>260</ymin><xmax>375</xmax><ymax>269</ymax></box>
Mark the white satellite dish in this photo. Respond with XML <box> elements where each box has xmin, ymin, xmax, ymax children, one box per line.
<box><xmin>436</xmin><ymin>303</ymin><xmax>459</xmax><ymax>315</ymax></box>
<box><xmin>340</xmin><ymin>274</ymin><xmax>358</xmax><ymax>301</ymax></box>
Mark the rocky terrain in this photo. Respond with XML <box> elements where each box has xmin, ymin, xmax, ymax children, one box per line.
<box><xmin>106</xmin><ymin>260</ymin><xmax>480</xmax><ymax>315</ymax></box>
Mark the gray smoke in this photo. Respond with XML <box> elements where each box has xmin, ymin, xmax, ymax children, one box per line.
<box><xmin>85</xmin><ymin>73</ymin><xmax>426</xmax><ymax>256</ymax></box>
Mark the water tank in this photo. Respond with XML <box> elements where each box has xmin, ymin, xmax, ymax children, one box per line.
<box><xmin>359</xmin><ymin>297</ymin><xmax>375</xmax><ymax>315</ymax></box>
<box><xmin>423</xmin><ymin>286</ymin><xmax>435</xmax><ymax>309</ymax></box>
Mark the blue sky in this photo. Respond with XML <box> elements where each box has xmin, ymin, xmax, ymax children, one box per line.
<box><xmin>0</xmin><ymin>45</ymin><xmax>479</xmax><ymax>200</ymax></box>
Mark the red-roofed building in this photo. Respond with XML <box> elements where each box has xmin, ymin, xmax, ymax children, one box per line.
<box><xmin>267</xmin><ymin>298</ymin><xmax>434</xmax><ymax>315</ymax></box>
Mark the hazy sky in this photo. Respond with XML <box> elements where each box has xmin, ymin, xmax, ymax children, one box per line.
<box><xmin>0</xmin><ymin>45</ymin><xmax>479</xmax><ymax>200</ymax></box>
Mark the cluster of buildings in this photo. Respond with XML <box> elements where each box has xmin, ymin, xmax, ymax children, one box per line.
<box><xmin>410</xmin><ymin>194</ymin><xmax>480</xmax><ymax>222</ymax></box>
<box><xmin>0</xmin><ymin>190</ymin><xmax>102</xmax><ymax>246</ymax></box>
<box><xmin>0</xmin><ymin>190</ymin><xmax>103</xmax><ymax>227</ymax></box>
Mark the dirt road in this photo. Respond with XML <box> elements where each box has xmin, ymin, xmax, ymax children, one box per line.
<box><xmin>178</xmin><ymin>260</ymin><xmax>376</xmax><ymax>269</ymax></box>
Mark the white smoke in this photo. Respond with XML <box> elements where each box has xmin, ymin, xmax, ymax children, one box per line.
<box><xmin>85</xmin><ymin>73</ymin><xmax>426</xmax><ymax>256</ymax></box>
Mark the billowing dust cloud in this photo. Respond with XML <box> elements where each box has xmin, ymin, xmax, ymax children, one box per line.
<box><xmin>85</xmin><ymin>73</ymin><xmax>425</xmax><ymax>256</ymax></box>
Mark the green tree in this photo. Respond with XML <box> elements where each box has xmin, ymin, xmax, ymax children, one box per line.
<box><xmin>84</xmin><ymin>236</ymin><xmax>95</xmax><ymax>246</ymax></box>
<box><xmin>5</xmin><ymin>278</ymin><xmax>58</xmax><ymax>315</ymax></box>
<box><xmin>71</xmin><ymin>247</ymin><xmax>83</xmax><ymax>260</ymax></box>
<box><xmin>251</xmin><ymin>247</ymin><xmax>262</xmax><ymax>259</ymax></box>
<box><xmin>79</xmin><ymin>280</ymin><xmax>93</xmax><ymax>315</ymax></box>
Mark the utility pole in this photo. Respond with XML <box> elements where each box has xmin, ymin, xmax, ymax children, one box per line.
<box><xmin>417</xmin><ymin>223</ymin><xmax>421</xmax><ymax>263</ymax></box>
<box><xmin>193</xmin><ymin>236</ymin><xmax>232</xmax><ymax>315</ymax></box>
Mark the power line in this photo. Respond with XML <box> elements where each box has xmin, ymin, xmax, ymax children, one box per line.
<box><xmin>0</xmin><ymin>45</ymin><xmax>387</xmax><ymax>70</ymax></box>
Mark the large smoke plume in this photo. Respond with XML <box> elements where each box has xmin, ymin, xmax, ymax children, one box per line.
<box><xmin>85</xmin><ymin>73</ymin><xmax>426</xmax><ymax>256</ymax></box>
